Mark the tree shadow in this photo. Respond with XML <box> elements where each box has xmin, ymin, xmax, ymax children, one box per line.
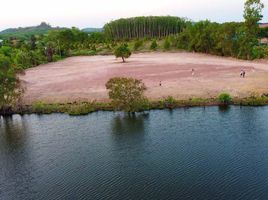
<box><xmin>111</xmin><ymin>113</ymin><xmax>149</xmax><ymax>135</ymax></box>
<box><xmin>0</xmin><ymin>115</ymin><xmax>29</xmax><ymax>151</ymax></box>
<box><xmin>218</xmin><ymin>105</ymin><xmax>231</xmax><ymax>113</ymax></box>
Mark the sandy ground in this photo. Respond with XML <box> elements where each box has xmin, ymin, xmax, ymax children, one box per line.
<box><xmin>20</xmin><ymin>52</ymin><xmax>268</xmax><ymax>104</ymax></box>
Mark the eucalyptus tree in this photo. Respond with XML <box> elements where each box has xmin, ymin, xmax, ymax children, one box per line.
<box><xmin>104</xmin><ymin>16</ymin><xmax>188</xmax><ymax>40</ymax></box>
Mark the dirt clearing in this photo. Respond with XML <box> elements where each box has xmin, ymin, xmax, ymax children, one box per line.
<box><xmin>20</xmin><ymin>52</ymin><xmax>268</xmax><ymax>104</ymax></box>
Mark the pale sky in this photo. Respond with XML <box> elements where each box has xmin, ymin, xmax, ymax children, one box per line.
<box><xmin>1</xmin><ymin>0</ymin><xmax>267</xmax><ymax>31</ymax></box>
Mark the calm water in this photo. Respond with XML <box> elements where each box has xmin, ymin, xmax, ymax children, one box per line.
<box><xmin>1</xmin><ymin>106</ymin><xmax>268</xmax><ymax>200</ymax></box>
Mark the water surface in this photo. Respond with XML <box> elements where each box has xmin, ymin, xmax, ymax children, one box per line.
<box><xmin>1</xmin><ymin>106</ymin><xmax>268</xmax><ymax>200</ymax></box>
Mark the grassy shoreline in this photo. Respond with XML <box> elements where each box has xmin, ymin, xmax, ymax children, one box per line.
<box><xmin>1</xmin><ymin>96</ymin><xmax>268</xmax><ymax>116</ymax></box>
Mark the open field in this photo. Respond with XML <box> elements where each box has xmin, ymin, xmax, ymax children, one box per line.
<box><xmin>20</xmin><ymin>52</ymin><xmax>268</xmax><ymax>105</ymax></box>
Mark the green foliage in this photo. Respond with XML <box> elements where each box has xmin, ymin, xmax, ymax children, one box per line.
<box><xmin>105</xmin><ymin>77</ymin><xmax>149</xmax><ymax>113</ymax></box>
<box><xmin>150</xmin><ymin>40</ymin><xmax>158</xmax><ymax>50</ymax></box>
<box><xmin>70</xmin><ymin>49</ymin><xmax>97</xmax><ymax>56</ymax></box>
<box><xmin>31</xmin><ymin>102</ymin><xmax>96</xmax><ymax>115</ymax></box>
<box><xmin>0</xmin><ymin>54</ymin><xmax>23</xmax><ymax>111</ymax></box>
<box><xmin>164</xmin><ymin>96</ymin><xmax>177</xmax><ymax>108</ymax></box>
<box><xmin>175</xmin><ymin>19</ymin><xmax>266</xmax><ymax>59</ymax></box>
<box><xmin>133</xmin><ymin>40</ymin><xmax>143</xmax><ymax>51</ymax></box>
<box><xmin>236</xmin><ymin>94</ymin><xmax>268</xmax><ymax>106</ymax></box>
<box><xmin>67</xmin><ymin>104</ymin><xmax>95</xmax><ymax>116</ymax></box>
<box><xmin>114</xmin><ymin>43</ymin><xmax>131</xmax><ymax>62</ymax></box>
<box><xmin>243</xmin><ymin>0</ymin><xmax>264</xmax><ymax>59</ymax></box>
<box><xmin>13</xmin><ymin>49</ymin><xmax>33</xmax><ymax>69</ymax></box>
<box><xmin>259</xmin><ymin>27</ymin><xmax>268</xmax><ymax>38</ymax></box>
<box><xmin>163</xmin><ymin>38</ymin><xmax>171</xmax><ymax>50</ymax></box>
<box><xmin>218</xmin><ymin>93</ymin><xmax>232</xmax><ymax>104</ymax></box>
<box><xmin>32</xmin><ymin>102</ymin><xmax>65</xmax><ymax>114</ymax></box>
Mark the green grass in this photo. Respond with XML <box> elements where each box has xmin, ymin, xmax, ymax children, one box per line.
<box><xmin>70</xmin><ymin>49</ymin><xmax>97</xmax><ymax>56</ymax></box>
<box><xmin>67</xmin><ymin>104</ymin><xmax>95</xmax><ymax>116</ymax></box>
<box><xmin>5</xmin><ymin>94</ymin><xmax>268</xmax><ymax>116</ymax></box>
<box><xmin>234</xmin><ymin>95</ymin><xmax>268</xmax><ymax>106</ymax></box>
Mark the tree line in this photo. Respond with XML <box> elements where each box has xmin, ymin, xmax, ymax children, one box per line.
<box><xmin>104</xmin><ymin>16</ymin><xmax>189</xmax><ymax>40</ymax></box>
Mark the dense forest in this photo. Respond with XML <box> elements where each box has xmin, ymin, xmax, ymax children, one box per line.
<box><xmin>104</xmin><ymin>16</ymin><xmax>189</xmax><ymax>40</ymax></box>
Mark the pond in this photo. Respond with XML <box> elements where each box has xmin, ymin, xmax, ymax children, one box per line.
<box><xmin>1</xmin><ymin>106</ymin><xmax>268</xmax><ymax>200</ymax></box>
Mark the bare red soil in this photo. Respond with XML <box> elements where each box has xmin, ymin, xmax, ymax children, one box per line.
<box><xmin>20</xmin><ymin>52</ymin><xmax>268</xmax><ymax>104</ymax></box>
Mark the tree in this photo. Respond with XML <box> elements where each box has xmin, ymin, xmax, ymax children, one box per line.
<box><xmin>0</xmin><ymin>54</ymin><xmax>23</xmax><ymax>114</ymax></box>
<box><xmin>30</xmin><ymin>35</ymin><xmax>37</xmax><ymax>50</ymax></box>
<box><xmin>242</xmin><ymin>0</ymin><xmax>264</xmax><ymax>59</ymax></box>
<box><xmin>105</xmin><ymin>77</ymin><xmax>149</xmax><ymax>113</ymax></box>
<box><xmin>114</xmin><ymin>43</ymin><xmax>131</xmax><ymax>62</ymax></box>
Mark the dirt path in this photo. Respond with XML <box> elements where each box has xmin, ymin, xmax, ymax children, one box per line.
<box><xmin>20</xmin><ymin>52</ymin><xmax>268</xmax><ymax>104</ymax></box>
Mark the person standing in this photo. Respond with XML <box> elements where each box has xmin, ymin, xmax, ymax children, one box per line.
<box><xmin>240</xmin><ymin>69</ymin><xmax>244</xmax><ymax>77</ymax></box>
<box><xmin>243</xmin><ymin>70</ymin><xmax>246</xmax><ymax>78</ymax></box>
<box><xmin>191</xmin><ymin>69</ymin><xmax>195</xmax><ymax>76</ymax></box>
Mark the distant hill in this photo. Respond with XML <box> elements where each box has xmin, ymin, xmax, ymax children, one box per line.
<box><xmin>0</xmin><ymin>22</ymin><xmax>63</xmax><ymax>40</ymax></box>
<box><xmin>82</xmin><ymin>28</ymin><xmax>103</xmax><ymax>33</ymax></box>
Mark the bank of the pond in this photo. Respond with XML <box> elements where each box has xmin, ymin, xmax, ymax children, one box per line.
<box><xmin>1</xmin><ymin>96</ymin><xmax>268</xmax><ymax>116</ymax></box>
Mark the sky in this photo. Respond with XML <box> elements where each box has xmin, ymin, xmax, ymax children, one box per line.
<box><xmin>0</xmin><ymin>0</ymin><xmax>267</xmax><ymax>31</ymax></box>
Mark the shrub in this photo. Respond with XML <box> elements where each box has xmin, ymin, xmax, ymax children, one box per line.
<box><xmin>163</xmin><ymin>38</ymin><xmax>171</xmax><ymax>50</ymax></box>
<box><xmin>32</xmin><ymin>102</ymin><xmax>64</xmax><ymax>114</ymax></box>
<box><xmin>67</xmin><ymin>104</ymin><xmax>95</xmax><ymax>116</ymax></box>
<box><xmin>150</xmin><ymin>40</ymin><xmax>158</xmax><ymax>50</ymax></box>
<box><xmin>164</xmin><ymin>96</ymin><xmax>177</xmax><ymax>108</ymax></box>
<box><xmin>52</xmin><ymin>55</ymin><xmax>62</xmax><ymax>62</ymax></box>
<box><xmin>134</xmin><ymin>40</ymin><xmax>143</xmax><ymax>51</ymax></box>
<box><xmin>218</xmin><ymin>93</ymin><xmax>232</xmax><ymax>104</ymax></box>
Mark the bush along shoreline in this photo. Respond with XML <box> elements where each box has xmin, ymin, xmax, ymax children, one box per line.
<box><xmin>1</xmin><ymin>93</ymin><xmax>268</xmax><ymax>116</ymax></box>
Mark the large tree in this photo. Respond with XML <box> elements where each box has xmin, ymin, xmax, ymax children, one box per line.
<box><xmin>0</xmin><ymin>55</ymin><xmax>23</xmax><ymax>114</ymax></box>
<box><xmin>105</xmin><ymin>77</ymin><xmax>149</xmax><ymax>113</ymax></box>
<box><xmin>242</xmin><ymin>0</ymin><xmax>264</xmax><ymax>59</ymax></box>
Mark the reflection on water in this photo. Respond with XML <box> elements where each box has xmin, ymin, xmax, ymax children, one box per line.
<box><xmin>218</xmin><ymin>105</ymin><xmax>231</xmax><ymax>112</ymax></box>
<box><xmin>0</xmin><ymin>115</ymin><xmax>35</xmax><ymax>200</ymax></box>
<box><xmin>111</xmin><ymin>113</ymin><xmax>149</xmax><ymax>135</ymax></box>
<box><xmin>0</xmin><ymin>116</ymin><xmax>29</xmax><ymax>150</ymax></box>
